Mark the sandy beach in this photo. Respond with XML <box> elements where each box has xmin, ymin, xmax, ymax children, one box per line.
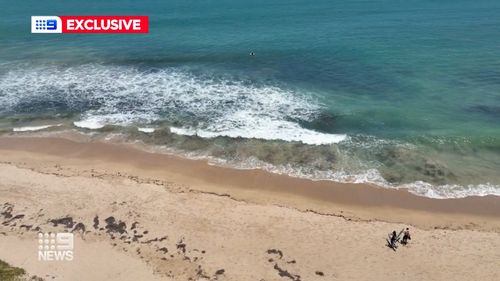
<box><xmin>1</xmin><ymin>136</ymin><xmax>499</xmax><ymax>281</ymax></box>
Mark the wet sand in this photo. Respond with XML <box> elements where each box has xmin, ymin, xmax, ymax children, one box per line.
<box><xmin>0</xmin><ymin>136</ymin><xmax>499</xmax><ymax>280</ymax></box>
<box><xmin>0</xmin><ymin>136</ymin><xmax>499</xmax><ymax>230</ymax></box>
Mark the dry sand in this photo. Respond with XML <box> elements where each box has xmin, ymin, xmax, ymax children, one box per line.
<box><xmin>0</xmin><ymin>136</ymin><xmax>499</xmax><ymax>281</ymax></box>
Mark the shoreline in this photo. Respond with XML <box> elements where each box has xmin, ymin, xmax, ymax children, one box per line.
<box><xmin>1</xmin><ymin>135</ymin><xmax>500</xmax><ymax>280</ymax></box>
<box><xmin>0</xmin><ymin>136</ymin><xmax>499</xmax><ymax>231</ymax></box>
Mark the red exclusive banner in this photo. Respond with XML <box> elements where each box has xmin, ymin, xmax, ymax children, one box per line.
<box><xmin>59</xmin><ymin>16</ymin><xmax>148</xmax><ymax>33</ymax></box>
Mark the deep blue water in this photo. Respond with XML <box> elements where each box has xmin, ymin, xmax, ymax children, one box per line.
<box><xmin>1</xmin><ymin>0</ymin><xmax>500</xmax><ymax>198</ymax></box>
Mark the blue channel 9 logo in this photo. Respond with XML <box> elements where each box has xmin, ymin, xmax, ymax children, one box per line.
<box><xmin>31</xmin><ymin>16</ymin><xmax>62</xmax><ymax>33</ymax></box>
<box><xmin>35</xmin><ymin>19</ymin><xmax>57</xmax><ymax>31</ymax></box>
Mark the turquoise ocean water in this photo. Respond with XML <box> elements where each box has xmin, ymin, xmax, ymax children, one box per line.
<box><xmin>1</xmin><ymin>0</ymin><xmax>500</xmax><ymax>198</ymax></box>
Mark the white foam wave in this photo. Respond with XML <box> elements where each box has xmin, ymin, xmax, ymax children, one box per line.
<box><xmin>169</xmin><ymin>127</ymin><xmax>195</xmax><ymax>136</ymax></box>
<box><xmin>138</xmin><ymin>127</ymin><xmax>156</xmax><ymax>133</ymax></box>
<box><xmin>170</xmin><ymin>125</ymin><xmax>346</xmax><ymax>145</ymax></box>
<box><xmin>0</xmin><ymin>64</ymin><xmax>345</xmax><ymax>145</ymax></box>
<box><xmin>73</xmin><ymin>119</ymin><xmax>105</xmax><ymax>129</ymax></box>
<box><xmin>400</xmin><ymin>181</ymin><xmax>500</xmax><ymax>199</ymax></box>
<box><xmin>13</xmin><ymin>124</ymin><xmax>61</xmax><ymax>132</ymax></box>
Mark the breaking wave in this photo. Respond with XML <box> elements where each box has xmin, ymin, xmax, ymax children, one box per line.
<box><xmin>0</xmin><ymin>64</ymin><xmax>346</xmax><ymax>145</ymax></box>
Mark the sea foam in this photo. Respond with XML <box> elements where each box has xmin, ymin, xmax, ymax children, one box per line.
<box><xmin>73</xmin><ymin>119</ymin><xmax>105</xmax><ymax>129</ymax></box>
<box><xmin>13</xmin><ymin>124</ymin><xmax>61</xmax><ymax>132</ymax></box>
<box><xmin>0</xmin><ymin>64</ymin><xmax>345</xmax><ymax>145</ymax></box>
<box><xmin>170</xmin><ymin>124</ymin><xmax>346</xmax><ymax>145</ymax></box>
<box><xmin>138</xmin><ymin>127</ymin><xmax>156</xmax><ymax>133</ymax></box>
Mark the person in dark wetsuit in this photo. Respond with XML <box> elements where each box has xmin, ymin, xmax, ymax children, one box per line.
<box><xmin>401</xmin><ymin>228</ymin><xmax>411</xmax><ymax>245</ymax></box>
<box><xmin>389</xmin><ymin>230</ymin><xmax>397</xmax><ymax>248</ymax></box>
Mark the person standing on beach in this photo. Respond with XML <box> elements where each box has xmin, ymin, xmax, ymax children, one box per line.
<box><xmin>389</xmin><ymin>230</ymin><xmax>398</xmax><ymax>248</ymax></box>
<box><xmin>401</xmin><ymin>228</ymin><xmax>411</xmax><ymax>245</ymax></box>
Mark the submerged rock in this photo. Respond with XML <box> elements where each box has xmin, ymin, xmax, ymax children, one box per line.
<box><xmin>378</xmin><ymin>146</ymin><xmax>455</xmax><ymax>185</ymax></box>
